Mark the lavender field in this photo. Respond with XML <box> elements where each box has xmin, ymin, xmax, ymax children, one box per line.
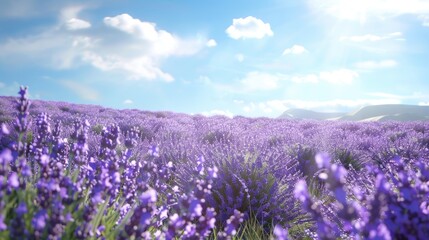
<box><xmin>0</xmin><ymin>87</ymin><xmax>427</xmax><ymax>239</ymax></box>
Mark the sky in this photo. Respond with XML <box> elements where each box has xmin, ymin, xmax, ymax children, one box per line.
<box><xmin>0</xmin><ymin>0</ymin><xmax>429</xmax><ymax>118</ymax></box>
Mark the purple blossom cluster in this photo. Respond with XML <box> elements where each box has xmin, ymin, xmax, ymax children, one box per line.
<box><xmin>294</xmin><ymin>153</ymin><xmax>429</xmax><ymax>239</ymax></box>
<box><xmin>0</xmin><ymin>88</ymin><xmax>249</xmax><ymax>239</ymax></box>
<box><xmin>0</xmin><ymin>87</ymin><xmax>428</xmax><ymax>239</ymax></box>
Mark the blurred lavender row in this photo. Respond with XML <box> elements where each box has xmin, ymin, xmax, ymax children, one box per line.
<box><xmin>0</xmin><ymin>87</ymin><xmax>428</xmax><ymax>239</ymax></box>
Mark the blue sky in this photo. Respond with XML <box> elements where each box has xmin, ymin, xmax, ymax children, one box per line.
<box><xmin>1</xmin><ymin>0</ymin><xmax>429</xmax><ymax>117</ymax></box>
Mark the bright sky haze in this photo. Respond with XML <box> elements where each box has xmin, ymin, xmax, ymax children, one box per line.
<box><xmin>1</xmin><ymin>0</ymin><xmax>429</xmax><ymax>118</ymax></box>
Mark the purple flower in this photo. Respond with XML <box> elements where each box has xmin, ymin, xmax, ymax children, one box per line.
<box><xmin>139</xmin><ymin>212</ymin><xmax>152</xmax><ymax>226</ymax></box>
<box><xmin>294</xmin><ymin>179</ymin><xmax>309</xmax><ymax>202</ymax></box>
<box><xmin>0</xmin><ymin>149</ymin><xmax>13</xmax><ymax>165</ymax></box>
<box><xmin>46</xmin><ymin>179</ymin><xmax>60</xmax><ymax>192</ymax></box>
<box><xmin>189</xmin><ymin>199</ymin><xmax>203</xmax><ymax>217</ymax></box>
<box><xmin>124</xmin><ymin>127</ymin><xmax>139</xmax><ymax>148</ymax></box>
<box><xmin>40</xmin><ymin>154</ymin><xmax>50</xmax><ymax>166</ymax></box>
<box><xmin>184</xmin><ymin>223</ymin><xmax>196</xmax><ymax>236</ymax></box>
<box><xmin>16</xmin><ymin>202</ymin><xmax>27</xmax><ymax>216</ymax></box>
<box><xmin>8</xmin><ymin>172</ymin><xmax>19</xmax><ymax>189</ymax></box>
<box><xmin>195</xmin><ymin>156</ymin><xmax>205</xmax><ymax>175</ymax></box>
<box><xmin>18</xmin><ymin>86</ymin><xmax>27</xmax><ymax>98</ymax></box>
<box><xmin>65</xmin><ymin>213</ymin><xmax>74</xmax><ymax>223</ymax></box>
<box><xmin>15</xmin><ymin>86</ymin><xmax>31</xmax><ymax>133</ymax></box>
<box><xmin>421</xmin><ymin>201</ymin><xmax>429</xmax><ymax>215</ymax></box>
<box><xmin>369</xmin><ymin>223</ymin><xmax>391</xmax><ymax>240</ymax></box>
<box><xmin>91</xmin><ymin>191</ymin><xmax>103</xmax><ymax>204</ymax></box>
<box><xmin>334</xmin><ymin>187</ymin><xmax>347</xmax><ymax>205</ymax></box>
<box><xmin>315</xmin><ymin>153</ymin><xmax>330</xmax><ymax>168</ymax></box>
<box><xmin>169</xmin><ymin>213</ymin><xmax>185</xmax><ymax>229</ymax></box>
<box><xmin>0</xmin><ymin>214</ymin><xmax>6</xmax><ymax>231</ymax></box>
<box><xmin>96</xmin><ymin>225</ymin><xmax>105</xmax><ymax>237</ymax></box>
<box><xmin>140</xmin><ymin>188</ymin><xmax>157</xmax><ymax>205</ymax></box>
<box><xmin>32</xmin><ymin>210</ymin><xmax>48</xmax><ymax>230</ymax></box>
<box><xmin>148</xmin><ymin>145</ymin><xmax>159</xmax><ymax>157</ymax></box>
<box><xmin>208</xmin><ymin>166</ymin><xmax>218</xmax><ymax>179</ymax></box>
<box><xmin>273</xmin><ymin>224</ymin><xmax>289</xmax><ymax>240</ymax></box>
<box><xmin>112</xmin><ymin>172</ymin><xmax>121</xmax><ymax>184</ymax></box>
<box><xmin>223</xmin><ymin>210</ymin><xmax>244</xmax><ymax>236</ymax></box>
<box><xmin>1</xmin><ymin>123</ymin><xmax>9</xmax><ymax>135</ymax></box>
<box><xmin>330</xmin><ymin>163</ymin><xmax>347</xmax><ymax>182</ymax></box>
<box><xmin>21</xmin><ymin>165</ymin><xmax>32</xmax><ymax>177</ymax></box>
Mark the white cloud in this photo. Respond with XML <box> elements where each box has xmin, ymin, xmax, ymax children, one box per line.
<box><xmin>282</xmin><ymin>45</ymin><xmax>308</xmax><ymax>55</ymax></box>
<box><xmin>0</xmin><ymin>81</ymin><xmax>20</xmax><ymax>96</ymax></box>
<box><xmin>355</xmin><ymin>60</ymin><xmax>398</xmax><ymax>69</ymax></box>
<box><xmin>243</xmin><ymin>100</ymin><xmax>289</xmax><ymax>114</ymax></box>
<box><xmin>60</xmin><ymin>5</ymin><xmax>86</xmax><ymax>21</ymax></box>
<box><xmin>319</xmin><ymin>69</ymin><xmax>358</xmax><ymax>84</ymax></box>
<box><xmin>61</xmin><ymin>80</ymin><xmax>99</xmax><ymax>101</ymax></box>
<box><xmin>235</xmin><ymin>53</ymin><xmax>244</xmax><ymax>62</ymax></box>
<box><xmin>281</xmin><ymin>99</ymin><xmax>401</xmax><ymax>109</ymax></box>
<box><xmin>206</xmin><ymin>39</ymin><xmax>217</xmax><ymax>47</ymax></box>
<box><xmin>226</xmin><ymin>16</ymin><xmax>273</xmax><ymax>39</ymax></box>
<box><xmin>419</xmin><ymin>15</ymin><xmax>429</xmax><ymax>26</ymax></box>
<box><xmin>201</xmin><ymin>110</ymin><xmax>234</xmax><ymax>118</ymax></box>
<box><xmin>242</xmin><ymin>98</ymin><xmax>403</xmax><ymax>116</ymax></box>
<box><xmin>0</xmin><ymin>28</ymin><xmax>84</xmax><ymax>69</ymax></box>
<box><xmin>0</xmin><ymin>2</ymin><xmax>88</xmax><ymax>19</ymax></box>
<box><xmin>209</xmin><ymin>69</ymin><xmax>358</xmax><ymax>95</ymax></box>
<box><xmin>368</xmin><ymin>92</ymin><xmax>428</xmax><ymax>100</ymax></box>
<box><xmin>0</xmin><ymin>0</ymin><xmax>39</xmax><ymax>18</ymax></box>
<box><xmin>240</xmin><ymin>71</ymin><xmax>280</xmax><ymax>91</ymax></box>
<box><xmin>367</xmin><ymin>92</ymin><xmax>404</xmax><ymax>99</ymax></box>
<box><xmin>291</xmin><ymin>74</ymin><xmax>319</xmax><ymax>83</ymax></box>
<box><xmin>203</xmin><ymin>72</ymin><xmax>284</xmax><ymax>94</ymax></box>
<box><xmin>123</xmin><ymin>99</ymin><xmax>133</xmax><ymax>104</ymax></box>
<box><xmin>290</xmin><ymin>69</ymin><xmax>358</xmax><ymax>85</ymax></box>
<box><xmin>419</xmin><ymin>102</ymin><xmax>429</xmax><ymax>106</ymax></box>
<box><xmin>104</xmin><ymin>14</ymin><xmax>161</xmax><ymax>41</ymax></box>
<box><xmin>340</xmin><ymin>32</ymin><xmax>403</xmax><ymax>42</ymax></box>
<box><xmin>308</xmin><ymin>0</ymin><xmax>429</xmax><ymax>22</ymax></box>
<box><xmin>0</xmin><ymin>12</ymin><xmax>204</xmax><ymax>82</ymax></box>
<box><xmin>198</xmin><ymin>75</ymin><xmax>212</xmax><ymax>85</ymax></box>
<box><xmin>72</xmin><ymin>36</ymin><xmax>96</xmax><ymax>48</ymax></box>
<box><xmin>65</xmin><ymin>18</ymin><xmax>91</xmax><ymax>30</ymax></box>
<box><xmin>104</xmin><ymin>14</ymin><xmax>186</xmax><ymax>57</ymax></box>
<box><xmin>82</xmin><ymin>52</ymin><xmax>174</xmax><ymax>82</ymax></box>
<box><xmin>206</xmin><ymin>68</ymin><xmax>359</xmax><ymax>98</ymax></box>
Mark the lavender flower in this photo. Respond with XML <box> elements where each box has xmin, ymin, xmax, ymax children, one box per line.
<box><xmin>1</xmin><ymin>86</ymin><xmax>429</xmax><ymax>239</ymax></box>
<box><xmin>0</xmin><ymin>214</ymin><xmax>6</xmax><ymax>231</ymax></box>
<box><xmin>273</xmin><ymin>224</ymin><xmax>289</xmax><ymax>240</ymax></box>
<box><xmin>221</xmin><ymin>209</ymin><xmax>244</xmax><ymax>237</ymax></box>
<box><xmin>32</xmin><ymin>209</ymin><xmax>48</xmax><ymax>230</ymax></box>
<box><xmin>148</xmin><ymin>145</ymin><xmax>159</xmax><ymax>157</ymax></box>
<box><xmin>8</xmin><ymin>172</ymin><xmax>19</xmax><ymax>189</ymax></box>
<box><xmin>14</xmin><ymin>86</ymin><xmax>31</xmax><ymax>134</ymax></box>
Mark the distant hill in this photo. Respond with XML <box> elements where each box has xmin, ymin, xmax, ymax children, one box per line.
<box><xmin>279</xmin><ymin>109</ymin><xmax>345</xmax><ymax>120</ymax></box>
<box><xmin>278</xmin><ymin>104</ymin><xmax>429</xmax><ymax>121</ymax></box>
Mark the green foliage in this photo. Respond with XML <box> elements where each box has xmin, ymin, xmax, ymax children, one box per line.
<box><xmin>211</xmin><ymin>152</ymin><xmax>290</xmax><ymax>232</ymax></box>
<box><xmin>287</xmin><ymin>221</ymin><xmax>314</xmax><ymax>240</ymax></box>
<box><xmin>26</xmin><ymin>131</ymin><xmax>33</xmax><ymax>145</ymax></box>
<box><xmin>137</xmin><ymin>126</ymin><xmax>155</xmax><ymax>141</ymax></box>
<box><xmin>91</xmin><ymin>124</ymin><xmax>104</xmax><ymax>135</ymax></box>
<box><xmin>238</xmin><ymin>216</ymin><xmax>272</xmax><ymax>240</ymax></box>
<box><xmin>202</xmin><ymin>130</ymin><xmax>232</xmax><ymax>144</ymax></box>
<box><xmin>334</xmin><ymin>149</ymin><xmax>363</xmax><ymax>171</ymax></box>
<box><xmin>59</xmin><ymin>106</ymin><xmax>81</xmax><ymax>115</ymax></box>
<box><xmin>267</xmin><ymin>136</ymin><xmax>284</xmax><ymax>148</ymax></box>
